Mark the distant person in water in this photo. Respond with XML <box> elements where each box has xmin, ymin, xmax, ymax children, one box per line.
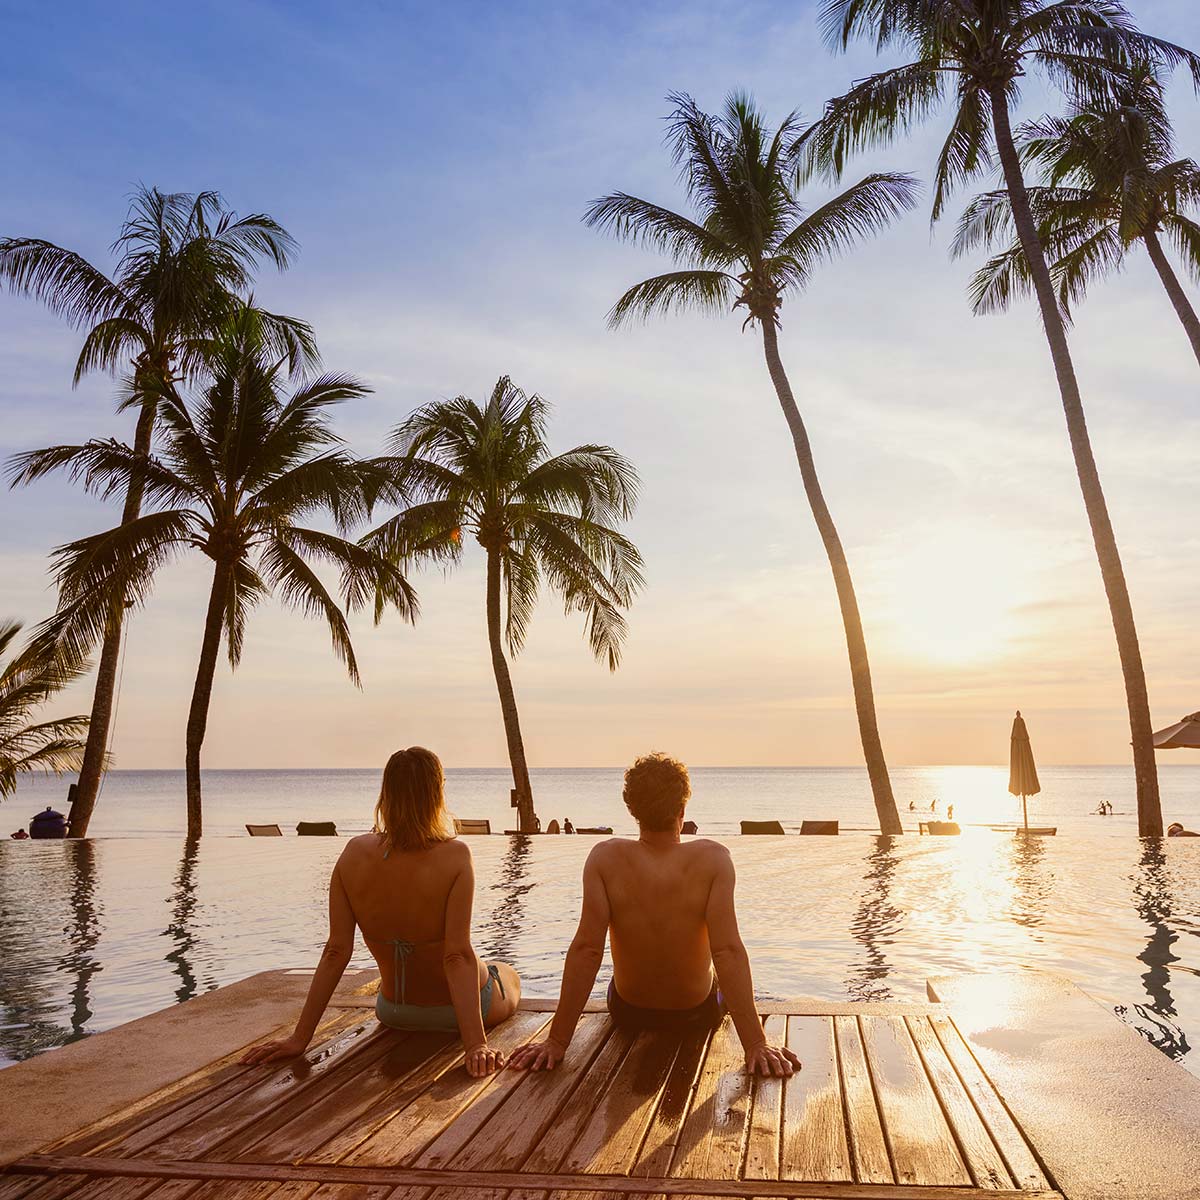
<box><xmin>908</xmin><ymin>801</ymin><xmax>915</xmax><ymax>812</ymax></box>
<box><xmin>947</xmin><ymin>804</ymin><xmax>954</xmax><ymax>821</ymax></box>
<box><xmin>1168</xmin><ymin>822</ymin><xmax>1199</xmax><ymax>837</ymax></box>
<box><xmin>9</xmin><ymin>827</ymin><xmax>28</xmax><ymax>839</ymax></box>
<box><xmin>241</xmin><ymin>747</ymin><xmax>520</xmax><ymax>1076</ymax></box>
<box><xmin>564</xmin><ymin>816</ymin><xmax>575</xmax><ymax>834</ymax></box>
<box><xmin>509</xmin><ymin>752</ymin><xmax>799</xmax><ymax>1078</ymax></box>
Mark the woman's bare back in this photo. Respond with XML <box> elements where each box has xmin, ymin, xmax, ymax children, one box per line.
<box><xmin>337</xmin><ymin>832</ymin><xmax>487</xmax><ymax>1004</ymax></box>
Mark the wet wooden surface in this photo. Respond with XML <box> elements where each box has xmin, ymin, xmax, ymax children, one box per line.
<box><xmin>0</xmin><ymin>999</ymin><xmax>1061</xmax><ymax>1200</ymax></box>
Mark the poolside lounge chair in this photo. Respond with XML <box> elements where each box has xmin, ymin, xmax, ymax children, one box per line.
<box><xmin>245</xmin><ymin>823</ymin><xmax>283</xmax><ymax>837</ymax></box>
<box><xmin>800</xmin><ymin>820</ymin><xmax>839</xmax><ymax>835</ymax></box>
<box><xmin>919</xmin><ymin>820</ymin><xmax>961</xmax><ymax>836</ymax></box>
<box><xmin>741</xmin><ymin>820</ymin><xmax>786</xmax><ymax>835</ymax></box>
<box><xmin>296</xmin><ymin>821</ymin><xmax>338</xmax><ymax>836</ymax></box>
<box><xmin>681</xmin><ymin>820</ymin><xmax>698</xmax><ymax>835</ymax></box>
<box><xmin>454</xmin><ymin>818</ymin><xmax>491</xmax><ymax>835</ymax></box>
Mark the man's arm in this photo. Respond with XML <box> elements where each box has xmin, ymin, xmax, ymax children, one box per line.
<box><xmin>241</xmin><ymin>851</ymin><xmax>357</xmax><ymax>1064</ymax></box>
<box><xmin>705</xmin><ymin>847</ymin><xmax>800</xmax><ymax>1078</ymax></box>
<box><xmin>509</xmin><ymin>844</ymin><xmax>611</xmax><ymax>1070</ymax></box>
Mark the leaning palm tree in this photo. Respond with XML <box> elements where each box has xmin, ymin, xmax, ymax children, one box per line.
<box><xmin>0</xmin><ymin>620</ymin><xmax>90</xmax><ymax>800</ymax></box>
<box><xmin>8</xmin><ymin>310</ymin><xmax>415</xmax><ymax>838</ymax></box>
<box><xmin>364</xmin><ymin>377</ymin><xmax>643</xmax><ymax>834</ymax></box>
<box><xmin>954</xmin><ymin>62</ymin><xmax>1200</xmax><ymax>367</ymax></box>
<box><xmin>808</xmin><ymin>0</ymin><xmax>1200</xmax><ymax>837</ymax></box>
<box><xmin>584</xmin><ymin>92</ymin><xmax>916</xmax><ymax>835</ymax></box>
<box><xmin>0</xmin><ymin>187</ymin><xmax>315</xmax><ymax>836</ymax></box>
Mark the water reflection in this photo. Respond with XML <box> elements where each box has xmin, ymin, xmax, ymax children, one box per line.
<box><xmin>64</xmin><ymin>839</ymin><xmax>103</xmax><ymax>1040</ymax></box>
<box><xmin>845</xmin><ymin>836</ymin><xmax>902</xmax><ymax>1001</ymax></box>
<box><xmin>479</xmin><ymin>834</ymin><xmax>534</xmax><ymax>962</ymax></box>
<box><xmin>1007</xmin><ymin>832</ymin><xmax>1051</xmax><ymax>931</ymax></box>
<box><xmin>162</xmin><ymin>838</ymin><xmax>212</xmax><ymax>1004</ymax></box>
<box><xmin>1114</xmin><ymin>840</ymin><xmax>1191</xmax><ymax>1062</ymax></box>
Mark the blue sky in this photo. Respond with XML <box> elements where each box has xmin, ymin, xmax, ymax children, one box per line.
<box><xmin>3</xmin><ymin>0</ymin><xmax>1199</xmax><ymax>769</ymax></box>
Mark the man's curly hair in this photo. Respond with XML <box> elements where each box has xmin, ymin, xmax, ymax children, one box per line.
<box><xmin>623</xmin><ymin>752</ymin><xmax>691</xmax><ymax>831</ymax></box>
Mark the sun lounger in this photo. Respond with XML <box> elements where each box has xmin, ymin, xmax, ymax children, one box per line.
<box><xmin>681</xmin><ymin>820</ymin><xmax>698</xmax><ymax>835</ymax></box>
<box><xmin>919</xmin><ymin>820</ymin><xmax>961</xmax><ymax>835</ymax></box>
<box><xmin>245</xmin><ymin>823</ymin><xmax>283</xmax><ymax>837</ymax></box>
<box><xmin>454</xmin><ymin>818</ymin><xmax>491</xmax><ymax>834</ymax></box>
<box><xmin>800</xmin><ymin>820</ymin><xmax>839</xmax><ymax>835</ymax></box>
<box><xmin>296</xmin><ymin>821</ymin><xmax>338</xmax><ymax>836</ymax></box>
<box><xmin>576</xmin><ymin>825</ymin><xmax>613</xmax><ymax>834</ymax></box>
<box><xmin>741</xmin><ymin>820</ymin><xmax>786</xmax><ymax>835</ymax></box>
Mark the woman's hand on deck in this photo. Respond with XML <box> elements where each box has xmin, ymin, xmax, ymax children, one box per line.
<box><xmin>745</xmin><ymin>1041</ymin><xmax>800</xmax><ymax>1077</ymax></box>
<box><xmin>239</xmin><ymin>1033</ymin><xmax>310</xmax><ymax>1065</ymax></box>
<box><xmin>463</xmin><ymin>1041</ymin><xmax>504</xmax><ymax>1077</ymax></box>
<box><xmin>507</xmin><ymin>1037</ymin><xmax>566</xmax><ymax>1071</ymax></box>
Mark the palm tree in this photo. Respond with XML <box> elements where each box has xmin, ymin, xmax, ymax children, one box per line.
<box><xmin>584</xmin><ymin>92</ymin><xmax>917</xmax><ymax>835</ymax></box>
<box><xmin>8</xmin><ymin>310</ymin><xmax>415</xmax><ymax>838</ymax></box>
<box><xmin>364</xmin><ymin>377</ymin><xmax>643</xmax><ymax>833</ymax></box>
<box><xmin>954</xmin><ymin>62</ymin><xmax>1200</xmax><ymax>367</ymax></box>
<box><xmin>0</xmin><ymin>187</ymin><xmax>315</xmax><ymax>836</ymax></box>
<box><xmin>808</xmin><ymin>0</ymin><xmax>1200</xmax><ymax>837</ymax></box>
<box><xmin>0</xmin><ymin>620</ymin><xmax>90</xmax><ymax>800</ymax></box>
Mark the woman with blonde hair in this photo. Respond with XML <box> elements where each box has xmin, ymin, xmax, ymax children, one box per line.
<box><xmin>242</xmin><ymin>747</ymin><xmax>521</xmax><ymax>1076</ymax></box>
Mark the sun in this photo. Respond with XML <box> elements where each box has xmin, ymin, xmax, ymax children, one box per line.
<box><xmin>878</xmin><ymin>526</ymin><xmax>1033</xmax><ymax>666</ymax></box>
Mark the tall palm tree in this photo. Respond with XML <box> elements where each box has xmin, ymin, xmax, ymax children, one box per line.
<box><xmin>8</xmin><ymin>310</ymin><xmax>415</xmax><ymax>838</ymax></box>
<box><xmin>0</xmin><ymin>620</ymin><xmax>91</xmax><ymax>800</ymax></box>
<box><xmin>584</xmin><ymin>92</ymin><xmax>917</xmax><ymax>835</ymax></box>
<box><xmin>808</xmin><ymin>0</ymin><xmax>1200</xmax><ymax>836</ymax></box>
<box><xmin>0</xmin><ymin>187</ymin><xmax>315</xmax><ymax>836</ymax></box>
<box><xmin>364</xmin><ymin>377</ymin><xmax>643</xmax><ymax>834</ymax></box>
<box><xmin>954</xmin><ymin>62</ymin><xmax>1200</xmax><ymax>367</ymax></box>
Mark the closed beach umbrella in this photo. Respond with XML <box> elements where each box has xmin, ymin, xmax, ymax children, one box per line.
<box><xmin>1152</xmin><ymin>711</ymin><xmax>1200</xmax><ymax>750</ymax></box>
<box><xmin>1008</xmin><ymin>710</ymin><xmax>1040</xmax><ymax>832</ymax></box>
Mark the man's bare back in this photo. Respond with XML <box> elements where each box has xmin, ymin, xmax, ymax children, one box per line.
<box><xmin>597</xmin><ymin>836</ymin><xmax>727</xmax><ymax>1008</ymax></box>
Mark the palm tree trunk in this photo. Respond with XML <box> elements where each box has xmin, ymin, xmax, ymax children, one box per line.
<box><xmin>1142</xmin><ymin>228</ymin><xmax>1200</xmax><ymax>370</ymax></box>
<box><xmin>67</xmin><ymin>396</ymin><xmax>157</xmax><ymax>838</ymax></box>
<box><xmin>485</xmin><ymin>547</ymin><xmax>538</xmax><ymax>833</ymax></box>
<box><xmin>990</xmin><ymin>90</ymin><xmax>1162</xmax><ymax>837</ymax></box>
<box><xmin>184</xmin><ymin>560</ymin><xmax>232</xmax><ymax>840</ymax></box>
<box><xmin>759</xmin><ymin>321</ymin><xmax>903</xmax><ymax>836</ymax></box>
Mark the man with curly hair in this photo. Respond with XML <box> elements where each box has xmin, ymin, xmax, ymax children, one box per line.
<box><xmin>509</xmin><ymin>752</ymin><xmax>799</xmax><ymax>1077</ymax></box>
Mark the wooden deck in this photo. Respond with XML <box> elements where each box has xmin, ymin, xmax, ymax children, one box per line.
<box><xmin>0</xmin><ymin>994</ymin><xmax>1060</xmax><ymax>1200</ymax></box>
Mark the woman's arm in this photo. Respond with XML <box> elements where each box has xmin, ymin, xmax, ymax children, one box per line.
<box><xmin>441</xmin><ymin>846</ymin><xmax>498</xmax><ymax>1077</ymax></box>
<box><xmin>509</xmin><ymin>845</ymin><xmax>610</xmax><ymax>1070</ymax></box>
<box><xmin>241</xmin><ymin>854</ymin><xmax>357</xmax><ymax>1065</ymax></box>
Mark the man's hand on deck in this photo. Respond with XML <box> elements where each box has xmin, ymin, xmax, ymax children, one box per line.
<box><xmin>239</xmin><ymin>1033</ymin><xmax>309</xmax><ymax>1065</ymax></box>
<box><xmin>745</xmin><ymin>1041</ymin><xmax>801</xmax><ymax>1077</ymax></box>
<box><xmin>507</xmin><ymin>1037</ymin><xmax>567</xmax><ymax>1071</ymax></box>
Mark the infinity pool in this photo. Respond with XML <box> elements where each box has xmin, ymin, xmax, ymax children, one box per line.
<box><xmin>2</xmin><ymin>831</ymin><xmax>1196</xmax><ymax>1075</ymax></box>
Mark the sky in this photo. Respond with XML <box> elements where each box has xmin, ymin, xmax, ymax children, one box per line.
<box><xmin>2</xmin><ymin>0</ymin><xmax>1198</xmax><ymax>771</ymax></box>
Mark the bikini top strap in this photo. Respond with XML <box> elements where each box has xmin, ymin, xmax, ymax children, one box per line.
<box><xmin>389</xmin><ymin>939</ymin><xmax>416</xmax><ymax>1003</ymax></box>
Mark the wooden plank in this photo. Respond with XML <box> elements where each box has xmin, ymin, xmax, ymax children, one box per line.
<box><xmin>504</xmin><ymin>1000</ymin><xmax>942</xmax><ymax>1017</ymax></box>
<box><xmin>628</xmin><ymin>1023</ymin><xmax>712</xmax><ymax>1200</ymax></box>
<box><xmin>929</xmin><ymin>1016</ymin><xmax>1049</xmax><ymax>1192</ymax></box>
<box><xmin>905</xmin><ymin>1017</ymin><xmax>1012</xmax><ymax>1191</ymax></box>
<box><xmin>779</xmin><ymin>1016</ymin><xmax>851</xmax><ymax>1183</ymax></box>
<box><xmin>4</xmin><ymin>1156</ymin><xmax>1068</xmax><ymax>1198</ymax></box>
<box><xmin>514</xmin><ymin>1026</ymin><xmax>683</xmax><ymax>1200</ymax></box>
<box><xmin>742</xmin><ymin>1015</ymin><xmax>785</xmax><ymax>1181</ymax></box>
<box><xmin>859</xmin><ymin>1016</ymin><xmax>968</xmax><ymax>1187</ymax></box>
<box><xmin>113</xmin><ymin>1018</ymin><xmax>387</xmax><ymax>1158</ymax></box>
<box><xmin>225</xmin><ymin>1031</ymin><xmax>456</xmax><ymax>1161</ymax></box>
<box><xmin>422</xmin><ymin>1017</ymin><xmax>627</xmax><ymax>1200</ymax></box>
<box><xmin>52</xmin><ymin>1010</ymin><xmax>364</xmax><ymax>1158</ymax></box>
<box><xmin>670</xmin><ymin>1017</ymin><xmax>752</xmax><ymax>1182</ymax></box>
<box><xmin>832</xmin><ymin>1016</ymin><xmax>890</xmax><ymax>1186</ymax></box>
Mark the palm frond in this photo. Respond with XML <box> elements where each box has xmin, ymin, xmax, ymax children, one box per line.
<box><xmin>607</xmin><ymin>270</ymin><xmax>738</xmax><ymax>326</ymax></box>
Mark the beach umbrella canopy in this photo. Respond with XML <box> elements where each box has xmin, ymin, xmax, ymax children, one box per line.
<box><xmin>1008</xmin><ymin>711</ymin><xmax>1040</xmax><ymax>831</ymax></box>
<box><xmin>1152</xmin><ymin>711</ymin><xmax>1200</xmax><ymax>750</ymax></box>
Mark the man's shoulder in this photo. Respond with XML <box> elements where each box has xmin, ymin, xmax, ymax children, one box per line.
<box><xmin>684</xmin><ymin>836</ymin><xmax>731</xmax><ymax>861</ymax></box>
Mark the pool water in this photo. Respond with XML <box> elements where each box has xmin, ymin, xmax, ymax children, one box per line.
<box><xmin>2</xmin><ymin>830</ymin><xmax>1196</xmax><ymax>1075</ymax></box>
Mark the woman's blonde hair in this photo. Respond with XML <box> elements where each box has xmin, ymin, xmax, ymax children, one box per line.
<box><xmin>374</xmin><ymin>747</ymin><xmax>453</xmax><ymax>853</ymax></box>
